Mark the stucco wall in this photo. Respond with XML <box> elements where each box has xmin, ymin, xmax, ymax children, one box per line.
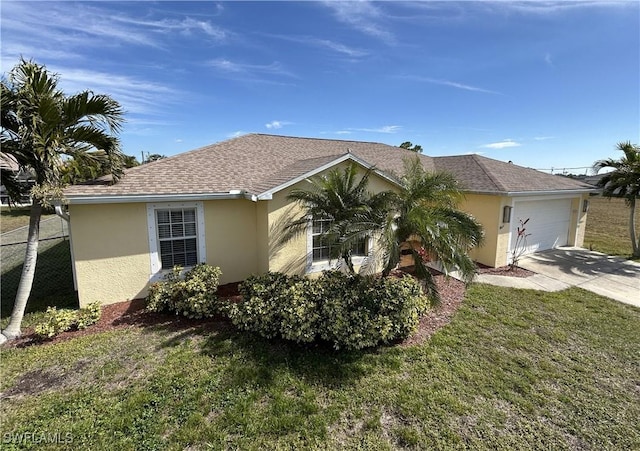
<box><xmin>458</xmin><ymin>193</ymin><xmax>507</xmax><ymax>268</ymax></box>
<box><xmin>571</xmin><ymin>194</ymin><xmax>589</xmax><ymax>247</ymax></box>
<box><xmin>203</xmin><ymin>199</ymin><xmax>259</xmax><ymax>284</ymax></box>
<box><xmin>69</xmin><ymin>203</ymin><xmax>150</xmax><ymax>306</ymax></box>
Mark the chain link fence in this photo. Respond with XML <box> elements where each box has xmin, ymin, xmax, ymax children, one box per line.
<box><xmin>1</xmin><ymin>217</ymin><xmax>78</xmax><ymax>317</ymax></box>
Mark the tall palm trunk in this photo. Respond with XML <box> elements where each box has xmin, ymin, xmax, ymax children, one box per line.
<box><xmin>0</xmin><ymin>201</ymin><xmax>42</xmax><ymax>342</ymax></box>
<box><xmin>630</xmin><ymin>197</ymin><xmax>639</xmax><ymax>258</ymax></box>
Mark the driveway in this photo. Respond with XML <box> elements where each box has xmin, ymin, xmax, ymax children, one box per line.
<box><xmin>517</xmin><ymin>247</ymin><xmax>640</xmax><ymax>307</ymax></box>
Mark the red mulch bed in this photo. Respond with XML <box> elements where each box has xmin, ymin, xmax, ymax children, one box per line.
<box><xmin>3</xmin><ymin>275</ymin><xmax>468</xmax><ymax>350</ymax></box>
<box><xmin>476</xmin><ymin>263</ymin><xmax>534</xmax><ymax>278</ymax></box>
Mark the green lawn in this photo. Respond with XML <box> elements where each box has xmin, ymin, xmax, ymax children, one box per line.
<box><xmin>1</xmin><ymin>285</ymin><xmax>638</xmax><ymax>450</ymax></box>
<box><xmin>584</xmin><ymin>196</ymin><xmax>639</xmax><ymax>259</ymax></box>
<box><xmin>0</xmin><ymin>206</ymin><xmax>55</xmax><ymax>234</ymax></box>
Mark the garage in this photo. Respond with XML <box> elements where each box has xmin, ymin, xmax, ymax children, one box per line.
<box><xmin>509</xmin><ymin>198</ymin><xmax>573</xmax><ymax>258</ymax></box>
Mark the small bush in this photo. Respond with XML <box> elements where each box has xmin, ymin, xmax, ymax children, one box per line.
<box><xmin>76</xmin><ymin>302</ymin><xmax>102</xmax><ymax>330</ymax></box>
<box><xmin>228</xmin><ymin>271</ymin><xmax>429</xmax><ymax>350</ymax></box>
<box><xmin>317</xmin><ymin>272</ymin><xmax>429</xmax><ymax>349</ymax></box>
<box><xmin>34</xmin><ymin>302</ymin><xmax>102</xmax><ymax>339</ymax></box>
<box><xmin>146</xmin><ymin>264</ymin><xmax>223</xmax><ymax>319</ymax></box>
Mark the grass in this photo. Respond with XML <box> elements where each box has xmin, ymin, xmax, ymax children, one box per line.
<box><xmin>584</xmin><ymin>196</ymin><xmax>639</xmax><ymax>259</ymax></box>
<box><xmin>1</xmin><ymin>285</ymin><xmax>638</xmax><ymax>450</ymax></box>
<box><xmin>0</xmin><ymin>239</ymin><xmax>78</xmax><ymax>322</ymax></box>
<box><xmin>0</xmin><ymin>206</ymin><xmax>55</xmax><ymax>235</ymax></box>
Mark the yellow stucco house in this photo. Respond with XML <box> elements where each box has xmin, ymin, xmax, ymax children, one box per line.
<box><xmin>63</xmin><ymin>134</ymin><xmax>594</xmax><ymax>306</ymax></box>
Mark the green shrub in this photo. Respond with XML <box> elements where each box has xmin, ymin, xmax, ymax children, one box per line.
<box><xmin>228</xmin><ymin>271</ymin><xmax>429</xmax><ymax>350</ymax></box>
<box><xmin>34</xmin><ymin>302</ymin><xmax>102</xmax><ymax>339</ymax></box>
<box><xmin>229</xmin><ymin>272</ymin><xmax>311</xmax><ymax>339</ymax></box>
<box><xmin>76</xmin><ymin>302</ymin><xmax>102</xmax><ymax>330</ymax></box>
<box><xmin>146</xmin><ymin>264</ymin><xmax>223</xmax><ymax>319</ymax></box>
<box><xmin>317</xmin><ymin>272</ymin><xmax>429</xmax><ymax>349</ymax></box>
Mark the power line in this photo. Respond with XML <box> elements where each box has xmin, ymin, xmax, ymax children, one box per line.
<box><xmin>535</xmin><ymin>166</ymin><xmax>593</xmax><ymax>174</ymax></box>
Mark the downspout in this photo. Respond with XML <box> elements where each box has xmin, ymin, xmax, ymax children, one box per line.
<box><xmin>54</xmin><ymin>203</ymin><xmax>70</xmax><ymax>221</ymax></box>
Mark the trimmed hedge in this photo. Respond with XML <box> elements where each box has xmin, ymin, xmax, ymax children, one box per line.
<box><xmin>146</xmin><ymin>264</ymin><xmax>223</xmax><ymax>319</ymax></box>
<box><xmin>228</xmin><ymin>271</ymin><xmax>429</xmax><ymax>350</ymax></box>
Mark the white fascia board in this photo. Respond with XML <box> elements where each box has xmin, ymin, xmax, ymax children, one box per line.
<box><xmin>466</xmin><ymin>188</ymin><xmax>596</xmax><ymax>196</ymax></box>
<box><xmin>65</xmin><ymin>192</ymin><xmax>249</xmax><ymax>205</ymax></box>
<box><xmin>256</xmin><ymin>153</ymin><xmax>401</xmax><ymax>201</ymax></box>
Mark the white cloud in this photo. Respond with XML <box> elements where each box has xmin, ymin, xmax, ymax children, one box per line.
<box><xmin>175</xmin><ymin>139</ymin><xmax>183</xmax><ymax>143</ymax></box>
<box><xmin>228</xmin><ymin>131</ymin><xmax>247</xmax><ymax>138</ymax></box>
<box><xmin>350</xmin><ymin>125</ymin><xmax>402</xmax><ymax>134</ymax></box>
<box><xmin>498</xmin><ymin>1</ymin><xmax>629</xmax><ymax>15</ymax></box>
<box><xmin>50</xmin><ymin>66</ymin><xmax>181</xmax><ymax>116</ymax></box>
<box><xmin>207</xmin><ymin>59</ymin><xmax>297</xmax><ymax>82</ymax></box>
<box><xmin>112</xmin><ymin>16</ymin><xmax>229</xmax><ymax>41</ymax></box>
<box><xmin>534</xmin><ymin>136</ymin><xmax>554</xmax><ymax>141</ymax></box>
<box><xmin>1</xmin><ymin>2</ymin><xmax>230</xmax><ymax>60</ymax></box>
<box><xmin>322</xmin><ymin>1</ymin><xmax>395</xmax><ymax>44</ymax></box>
<box><xmin>315</xmin><ymin>39</ymin><xmax>369</xmax><ymax>57</ymax></box>
<box><xmin>399</xmin><ymin>75</ymin><xmax>501</xmax><ymax>95</ymax></box>
<box><xmin>265</xmin><ymin>120</ymin><xmax>292</xmax><ymax>130</ymax></box>
<box><xmin>480</xmin><ymin>140</ymin><xmax>522</xmax><ymax>149</ymax></box>
<box><xmin>544</xmin><ymin>53</ymin><xmax>554</xmax><ymax>66</ymax></box>
<box><xmin>260</xmin><ymin>33</ymin><xmax>368</xmax><ymax>58</ymax></box>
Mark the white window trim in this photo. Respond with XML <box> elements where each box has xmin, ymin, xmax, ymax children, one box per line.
<box><xmin>147</xmin><ymin>201</ymin><xmax>206</xmax><ymax>280</ymax></box>
<box><xmin>305</xmin><ymin>218</ymin><xmax>373</xmax><ymax>273</ymax></box>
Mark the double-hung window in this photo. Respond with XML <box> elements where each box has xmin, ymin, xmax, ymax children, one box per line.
<box><xmin>147</xmin><ymin>202</ymin><xmax>206</xmax><ymax>276</ymax></box>
<box><xmin>308</xmin><ymin>217</ymin><xmax>369</xmax><ymax>271</ymax></box>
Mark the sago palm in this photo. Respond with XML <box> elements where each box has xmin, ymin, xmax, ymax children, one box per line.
<box><xmin>0</xmin><ymin>59</ymin><xmax>125</xmax><ymax>343</ymax></box>
<box><xmin>593</xmin><ymin>142</ymin><xmax>640</xmax><ymax>258</ymax></box>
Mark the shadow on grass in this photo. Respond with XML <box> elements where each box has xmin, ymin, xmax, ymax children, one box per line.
<box><xmin>111</xmin><ymin>299</ymin><xmax>378</xmax><ymax>389</ymax></box>
<box><xmin>1</xmin><ymin>240</ymin><xmax>78</xmax><ymax>318</ymax></box>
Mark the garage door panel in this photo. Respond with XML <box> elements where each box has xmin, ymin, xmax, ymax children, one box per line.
<box><xmin>509</xmin><ymin>199</ymin><xmax>572</xmax><ymax>258</ymax></box>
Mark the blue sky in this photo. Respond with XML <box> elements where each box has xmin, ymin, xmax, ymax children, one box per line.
<box><xmin>2</xmin><ymin>1</ymin><xmax>638</xmax><ymax>173</ymax></box>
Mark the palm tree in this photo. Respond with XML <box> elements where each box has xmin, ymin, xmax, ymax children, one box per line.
<box><xmin>0</xmin><ymin>59</ymin><xmax>125</xmax><ymax>343</ymax></box>
<box><xmin>380</xmin><ymin>157</ymin><xmax>484</xmax><ymax>304</ymax></box>
<box><xmin>286</xmin><ymin>162</ymin><xmax>392</xmax><ymax>274</ymax></box>
<box><xmin>593</xmin><ymin>142</ymin><xmax>640</xmax><ymax>258</ymax></box>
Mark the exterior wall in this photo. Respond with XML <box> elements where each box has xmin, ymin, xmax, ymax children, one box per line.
<box><xmin>202</xmin><ymin>199</ymin><xmax>259</xmax><ymax>284</ymax></box>
<box><xmin>69</xmin><ymin>203</ymin><xmax>150</xmax><ymax>306</ymax></box>
<box><xmin>458</xmin><ymin>193</ymin><xmax>509</xmax><ymax>268</ymax></box>
<box><xmin>570</xmin><ymin>194</ymin><xmax>589</xmax><ymax>247</ymax></box>
<box><xmin>70</xmin><ymin>199</ymin><xmax>261</xmax><ymax>307</ymax></box>
<box><xmin>255</xmin><ymin>200</ymin><xmax>270</xmax><ymax>274</ymax></box>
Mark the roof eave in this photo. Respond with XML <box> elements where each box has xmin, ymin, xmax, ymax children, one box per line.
<box><xmin>465</xmin><ymin>188</ymin><xmax>598</xmax><ymax>196</ymax></box>
<box><xmin>255</xmin><ymin>153</ymin><xmax>401</xmax><ymax>200</ymax></box>
<box><xmin>64</xmin><ymin>192</ymin><xmax>254</xmax><ymax>205</ymax></box>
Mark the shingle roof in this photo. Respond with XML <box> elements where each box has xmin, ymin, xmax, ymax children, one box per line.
<box><xmin>64</xmin><ymin>133</ymin><xmax>593</xmax><ymax>199</ymax></box>
<box><xmin>433</xmin><ymin>154</ymin><xmax>594</xmax><ymax>193</ymax></box>
<box><xmin>64</xmin><ymin>134</ymin><xmax>434</xmax><ymax>197</ymax></box>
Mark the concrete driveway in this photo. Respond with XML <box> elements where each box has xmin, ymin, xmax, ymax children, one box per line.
<box><xmin>517</xmin><ymin>247</ymin><xmax>640</xmax><ymax>307</ymax></box>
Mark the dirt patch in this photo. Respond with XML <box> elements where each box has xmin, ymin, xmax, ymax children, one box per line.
<box><xmin>0</xmin><ymin>358</ymin><xmax>90</xmax><ymax>399</ymax></box>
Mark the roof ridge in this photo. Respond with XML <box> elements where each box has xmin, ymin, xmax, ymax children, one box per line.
<box><xmin>470</xmin><ymin>154</ymin><xmax>508</xmax><ymax>192</ymax></box>
<box><xmin>250</xmin><ymin>133</ymin><xmax>393</xmax><ymax>147</ymax></box>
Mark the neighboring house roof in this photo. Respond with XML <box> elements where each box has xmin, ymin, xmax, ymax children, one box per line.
<box><xmin>64</xmin><ymin>134</ymin><xmax>594</xmax><ymax>202</ymax></box>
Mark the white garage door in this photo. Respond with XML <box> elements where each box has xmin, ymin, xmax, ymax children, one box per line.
<box><xmin>509</xmin><ymin>198</ymin><xmax>572</xmax><ymax>257</ymax></box>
